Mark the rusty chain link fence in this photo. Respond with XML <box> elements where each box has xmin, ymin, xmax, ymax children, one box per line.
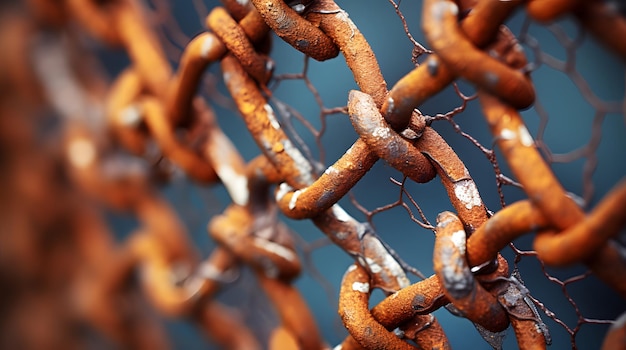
<box><xmin>0</xmin><ymin>0</ymin><xmax>625</xmax><ymax>349</ymax></box>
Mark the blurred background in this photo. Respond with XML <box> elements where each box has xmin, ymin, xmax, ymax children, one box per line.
<box><xmin>1</xmin><ymin>0</ymin><xmax>624</xmax><ymax>349</ymax></box>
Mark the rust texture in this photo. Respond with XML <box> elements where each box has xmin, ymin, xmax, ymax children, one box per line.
<box><xmin>3</xmin><ymin>0</ymin><xmax>625</xmax><ymax>348</ymax></box>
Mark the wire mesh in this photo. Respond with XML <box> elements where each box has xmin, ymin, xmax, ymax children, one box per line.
<box><xmin>0</xmin><ymin>0</ymin><xmax>624</xmax><ymax>349</ymax></box>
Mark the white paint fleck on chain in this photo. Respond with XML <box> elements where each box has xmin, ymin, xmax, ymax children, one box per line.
<box><xmin>216</xmin><ymin>165</ymin><xmax>248</xmax><ymax>206</ymax></box>
<box><xmin>276</xmin><ymin>182</ymin><xmax>293</xmax><ymax>202</ymax></box>
<box><xmin>331</xmin><ymin>204</ymin><xmax>352</xmax><ymax>222</ymax></box>
<box><xmin>518</xmin><ymin>125</ymin><xmax>535</xmax><ymax>147</ymax></box>
<box><xmin>450</xmin><ymin>230</ymin><xmax>467</xmax><ymax>255</ymax></box>
<box><xmin>352</xmin><ymin>281</ymin><xmax>370</xmax><ymax>293</ymax></box>
<box><xmin>289</xmin><ymin>189</ymin><xmax>303</xmax><ymax>210</ymax></box>
<box><xmin>453</xmin><ymin>179</ymin><xmax>482</xmax><ymax>209</ymax></box>
<box><xmin>264</xmin><ymin>104</ymin><xmax>281</xmax><ymax>130</ymax></box>
<box><xmin>372</xmin><ymin>126</ymin><xmax>390</xmax><ymax>139</ymax></box>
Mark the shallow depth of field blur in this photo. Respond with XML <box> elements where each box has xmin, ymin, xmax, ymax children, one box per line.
<box><xmin>1</xmin><ymin>1</ymin><xmax>625</xmax><ymax>349</ymax></box>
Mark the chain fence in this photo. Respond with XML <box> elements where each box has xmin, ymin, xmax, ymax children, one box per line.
<box><xmin>0</xmin><ymin>0</ymin><xmax>625</xmax><ymax>349</ymax></box>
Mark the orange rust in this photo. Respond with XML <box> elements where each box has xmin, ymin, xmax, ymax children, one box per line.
<box><xmin>382</xmin><ymin>0</ymin><xmax>522</xmax><ymax>131</ymax></box>
<box><xmin>466</xmin><ymin>200</ymin><xmax>549</xmax><ymax>267</ymax></box>
<box><xmin>221</xmin><ymin>54</ymin><xmax>314</xmax><ymax>189</ymax></box>
<box><xmin>208</xmin><ymin>204</ymin><xmax>301</xmax><ymax>281</ymax></box>
<box><xmin>113</xmin><ymin>0</ymin><xmax>172</xmax><ymax>96</ymax></box>
<box><xmin>526</xmin><ymin>0</ymin><xmax>580</xmax><ymax>22</ymax></box>
<box><xmin>479</xmin><ymin>93</ymin><xmax>585</xmax><ymax>230</ymax></box>
<box><xmin>250</xmin><ymin>0</ymin><xmax>339</xmax><ymax>61</ymax></box>
<box><xmin>479</xmin><ymin>92</ymin><xmax>626</xmax><ymax>296</ymax></box>
<box><xmin>207</xmin><ymin>6</ymin><xmax>273</xmax><ymax>84</ymax></box>
<box><xmin>106</xmin><ymin>68</ymin><xmax>148</xmax><ymax>155</ymax></box>
<box><xmin>433</xmin><ymin>211</ymin><xmax>509</xmax><ymax>332</ymax></box>
<box><xmin>276</xmin><ymin>139</ymin><xmax>379</xmax><ymax>219</ymax></box>
<box><xmin>415</xmin><ymin>127</ymin><xmax>488</xmax><ymax>231</ymax></box>
<box><xmin>338</xmin><ymin>264</ymin><xmax>418</xmax><ymax>350</ymax></box>
<box><xmin>422</xmin><ymin>0</ymin><xmax>534</xmax><ymax>110</ymax></box>
<box><xmin>460</xmin><ymin>0</ymin><xmax>523</xmax><ymax>47</ymax></box>
<box><xmin>534</xmin><ymin>179</ymin><xmax>626</xmax><ymax>266</ymax></box>
<box><xmin>269</xmin><ymin>326</ymin><xmax>299</xmax><ymax>350</ymax></box>
<box><xmin>401</xmin><ymin>314</ymin><xmax>451</xmax><ymax>350</ymax></box>
<box><xmin>128</xmin><ymin>233</ymin><xmax>204</xmax><ymax>317</ymax></box>
<box><xmin>166</xmin><ymin>32</ymin><xmax>221</xmax><ymax>127</ymax></box>
<box><xmin>348</xmin><ymin>90</ymin><xmax>436</xmax><ymax>184</ymax></box>
<box><xmin>258</xmin><ymin>275</ymin><xmax>325</xmax><ymax>350</ymax></box>
<box><xmin>308</xmin><ymin>0</ymin><xmax>388</xmax><ymax>107</ymax></box>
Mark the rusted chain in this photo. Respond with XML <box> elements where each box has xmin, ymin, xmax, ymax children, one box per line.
<box><xmin>422</xmin><ymin>0</ymin><xmax>534</xmax><ymax>110</ymax></box>
<box><xmin>11</xmin><ymin>0</ymin><xmax>626</xmax><ymax>348</ymax></box>
<box><xmin>222</xmin><ymin>52</ymin><xmax>410</xmax><ymax>292</ymax></box>
<box><xmin>414</xmin><ymin>127</ymin><xmax>489</xmax><ymax>232</ymax></box>
<box><xmin>206</xmin><ymin>6</ymin><xmax>273</xmax><ymax>84</ymax></box>
<box><xmin>166</xmin><ymin>8</ymin><xmax>270</xmax><ymax>126</ymax></box>
<box><xmin>497</xmin><ymin>277</ymin><xmax>551</xmax><ymax>349</ymax></box>
<box><xmin>533</xmin><ymin>179</ymin><xmax>626</xmax><ymax>266</ymax></box>
<box><xmin>249</xmin><ymin>0</ymin><xmax>339</xmax><ymax>61</ymax></box>
<box><xmin>433</xmin><ymin>211</ymin><xmax>510</xmax><ymax>332</ymax></box>
<box><xmin>307</xmin><ymin>0</ymin><xmax>388</xmax><ymax>107</ymax></box>
<box><xmin>382</xmin><ymin>0</ymin><xmax>524</xmax><ymax>131</ymax></box>
<box><xmin>274</xmin><ymin>140</ymin><xmax>379</xmax><ymax>219</ymax></box>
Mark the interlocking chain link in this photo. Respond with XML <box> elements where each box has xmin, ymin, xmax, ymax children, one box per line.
<box><xmin>3</xmin><ymin>0</ymin><xmax>625</xmax><ymax>348</ymax></box>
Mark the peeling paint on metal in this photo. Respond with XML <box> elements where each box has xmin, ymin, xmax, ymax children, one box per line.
<box><xmin>372</xmin><ymin>126</ymin><xmax>390</xmax><ymax>139</ymax></box>
<box><xmin>276</xmin><ymin>182</ymin><xmax>293</xmax><ymax>201</ymax></box>
<box><xmin>281</xmin><ymin>139</ymin><xmax>315</xmax><ymax>185</ymax></box>
<box><xmin>324</xmin><ymin>166</ymin><xmax>339</xmax><ymax>176</ymax></box>
<box><xmin>352</xmin><ymin>281</ymin><xmax>370</xmax><ymax>293</ymax></box>
<box><xmin>500</xmin><ymin>128</ymin><xmax>516</xmax><ymax>140</ymax></box>
<box><xmin>518</xmin><ymin>125</ymin><xmax>534</xmax><ymax>147</ymax></box>
<box><xmin>450</xmin><ymin>230</ymin><xmax>467</xmax><ymax>255</ymax></box>
<box><xmin>289</xmin><ymin>188</ymin><xmax>302</xmax><ymax>210</ymax></box>
<box><xmin>264</xmin><ymin>104</ymin><xmax>281</xmax><ymax>129</ymax></box>
<box><xmin>364</xmin><ymin>257</ymin><xmax>382</xmax><ymax>273</ymax></box>
<box><xmin>331</xmin><ymin>204</ymin><xmax>352</xmax><ymax>222</ymax></box>
<box><xmin>453</xmin><ymin>179</ymin><xmax>482</xmax><ymax>209</ymax></box>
